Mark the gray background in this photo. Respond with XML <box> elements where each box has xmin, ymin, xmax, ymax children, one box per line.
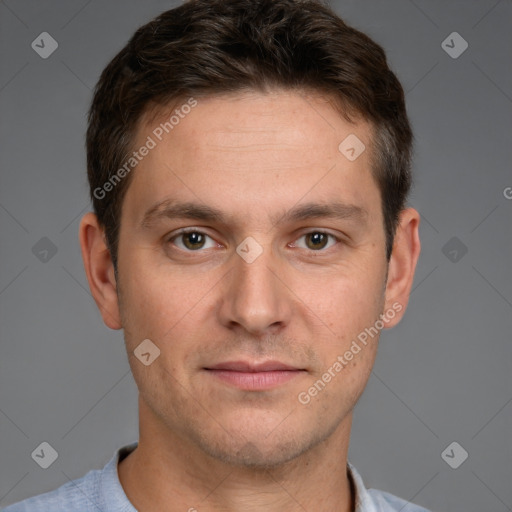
<box><xmin>1</xmin><ymin>1</ymin><xmax>511</xmax><ymax>511</ymax></box>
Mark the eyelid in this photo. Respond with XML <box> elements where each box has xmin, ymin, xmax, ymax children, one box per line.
<box><xmin>169</xmin><ymin>226</ymin><xmax>211</xmax><ymax>236</ymax></box>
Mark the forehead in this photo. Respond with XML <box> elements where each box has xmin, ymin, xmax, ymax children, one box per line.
<box><xmin>122</xmin><ymin>89</ymin><xmax>380</xmax><ymax>227</ymax></box>
<box><xmin>142</xmin><ymin>89</ymin><xmax>372</xmax><ymax>152</ymax></box>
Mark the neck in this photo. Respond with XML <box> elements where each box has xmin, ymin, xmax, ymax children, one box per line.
<box><xmin>118</xmin><ymin>398</ymin><xmax>355</xmax><ymax>512</ymax></box>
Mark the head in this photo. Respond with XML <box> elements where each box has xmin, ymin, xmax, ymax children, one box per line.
<box><xmin>80</xmin><ymin>0</ymin><xmax>420</xmax><ymax>468</ymax></box>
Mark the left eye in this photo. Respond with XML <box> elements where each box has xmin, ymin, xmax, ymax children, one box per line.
<box><xmin>293</xmin><ymin>231</ymin><xmax>338</xmax><ymax>251</ymax></box>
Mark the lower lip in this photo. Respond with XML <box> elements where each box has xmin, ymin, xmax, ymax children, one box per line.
<box><xmin>205</xmin><ymin>370</ymin><xmax>303</xmax><ymax>390</ymax></box>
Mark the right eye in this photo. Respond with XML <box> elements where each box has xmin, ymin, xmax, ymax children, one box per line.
<box><xmin>167</xmin><ymin>229</ymin><xmax>219</xmax><ymax>252</ymax></box>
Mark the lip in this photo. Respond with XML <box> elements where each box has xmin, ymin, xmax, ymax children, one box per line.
<box><xmin>207</xmin><ymin>360</ymin><xmax>300</xmax><ymax>372</ymax></box>
<box><xmin>204</xmin><ymin>360</ymin><xmax>306</xmax><ymax>391</ymax></box>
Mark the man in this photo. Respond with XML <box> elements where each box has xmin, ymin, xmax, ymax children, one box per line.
<box><xmin>4</xmin><ymin>0</ymin><xmax>427</xmax><ymax>510</ymax></box>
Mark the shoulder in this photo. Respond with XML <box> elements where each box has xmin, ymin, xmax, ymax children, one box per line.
<box><xmin>367</xmin><ymin>488</ymin><xmax>432</xmax><ymax>512</ymax></box>
<box><xmin>1</xmin><ymin>469</ymin><xmax>102</xmax><ymax>512</ymax></box>
<box><xmin>348</xmin><ymin>462</ymin><xmax>431</xmax><ymax>512</ymax></box>
<box><xmin>1</xmin><ymin>442</ymin><xmax>138</xmax><ymax>512</ymax></box>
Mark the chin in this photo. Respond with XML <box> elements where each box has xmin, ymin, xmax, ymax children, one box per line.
<box><xmin>201</xmin><ymin>439</ymin><xmax>304</xmax><ymax>469</ymax></box>
<box><xmin>190</xmin><ymin>421</ymin><xmax>329</xmax><ymax>470</ymax></box>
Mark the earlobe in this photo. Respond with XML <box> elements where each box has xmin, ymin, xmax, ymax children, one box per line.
<box><xmin>79</xmin><ymin>212</ymin><xmax>122</xmax><ymax>330</ymax></box>
<box><xmin>383</xmin><ymin>208</ymin><xmax>421</xmax><ymax>328</ymax></box>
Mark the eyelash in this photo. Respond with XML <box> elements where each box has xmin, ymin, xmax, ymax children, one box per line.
<box><xmin>167</xmin><ymin>228</ymin><xmax>341</xmax><ymax>253</ymax></box>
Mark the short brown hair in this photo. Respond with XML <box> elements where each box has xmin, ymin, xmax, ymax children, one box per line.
<box><xmin>86</xmin><ymin>0</ymin><xmax>413</xmax><ymax>269</ymax></box>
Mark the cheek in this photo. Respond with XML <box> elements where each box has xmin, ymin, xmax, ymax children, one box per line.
<box><xmin>116</xmin><ymin>251</ymin><xmax>218</xmax><ymax>358</ymax></box>
<box><xmin>117</xmin><ymin>260</ymin><xmax>176</xmax><ymax>345</ymax></box>
<box><xmin>310</xmin><ymin>264</ymin><xmax>386</xmax><ymax>333</ymax></box>
<box><xmin>299</xmin><ymin>262</ymin><xmax>386</xmax><ymax>388</ymax></box>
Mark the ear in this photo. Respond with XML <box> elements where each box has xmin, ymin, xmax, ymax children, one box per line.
<box><xmin>383</xmin><ymin>207</ymin><xmax>421</xmax><ymax>328</ymax></box>
<box><xmin>79</xmin><ymin>212</ymin><xmax>122</xmax><ymax>329</ymax></box>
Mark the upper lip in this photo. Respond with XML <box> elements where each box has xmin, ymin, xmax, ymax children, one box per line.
<box><xmin>206</xmin><ymin>361</ymin><xmax>302</xmax><ymax>372</ymax></box>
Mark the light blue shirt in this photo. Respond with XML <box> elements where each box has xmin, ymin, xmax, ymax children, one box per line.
<box><xmin>2</xmin><ymin>442</ymin><xmax>431</xmax><ymax>512</ymax></box>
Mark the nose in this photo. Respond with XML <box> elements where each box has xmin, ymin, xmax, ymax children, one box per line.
<box><xmin>217</xmin><ymin>243</ymin><xmax>292</xmax><ymax>337</ymax></box>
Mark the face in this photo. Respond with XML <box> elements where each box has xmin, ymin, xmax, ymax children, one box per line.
<box><xmin>109</xmin><ymin>90</ymin><xmax>399</xmax><ymax>467</ymax></box>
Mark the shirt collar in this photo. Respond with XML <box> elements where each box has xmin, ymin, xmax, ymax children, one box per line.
<box><xmin>113</xmin><ymin>444</ymin><xmax>376</xmax><ymax>512</ymax></box>
<box><xmin>347</xmin><ymin>461</ymin><xmax>378</xmax><ymax>512</ymax></box>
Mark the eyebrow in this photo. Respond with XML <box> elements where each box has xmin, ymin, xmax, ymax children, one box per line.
<box><xmin>140</xmin><ymin>199</ymin><xmax>368</xmax><ymax>230</ymax></box>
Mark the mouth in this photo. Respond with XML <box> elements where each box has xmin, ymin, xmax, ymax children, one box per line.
<box><xmin>203</xmin><ymin>360</ymin><xmax>307</xmax><ymax>391</ymax></box>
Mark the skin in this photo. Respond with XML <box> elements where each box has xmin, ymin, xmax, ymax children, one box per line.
<box><xmin>80</xmin><ymin>89</ymin><xmax>420</xmax><ymax>512</ymax></box>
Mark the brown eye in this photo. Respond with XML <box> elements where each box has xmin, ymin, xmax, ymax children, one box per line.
<box><xmin>292</xmin><ymin>231</ymin><xmax>338</xmax><ymax>252</ymax></box>
<box><xmin>182</xmin><ymin>232</ymin><xmax>206</xmax><ymax>250</ymax></box>
<box><xmin>170</xmin><ymin>230</ymin><xmax>216</xmax><ymax>251</ymax></box>
<box><xmin>305</xmin><ymin>232</ymin><xmax>329</xmax><ymax>250</ymax></box>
